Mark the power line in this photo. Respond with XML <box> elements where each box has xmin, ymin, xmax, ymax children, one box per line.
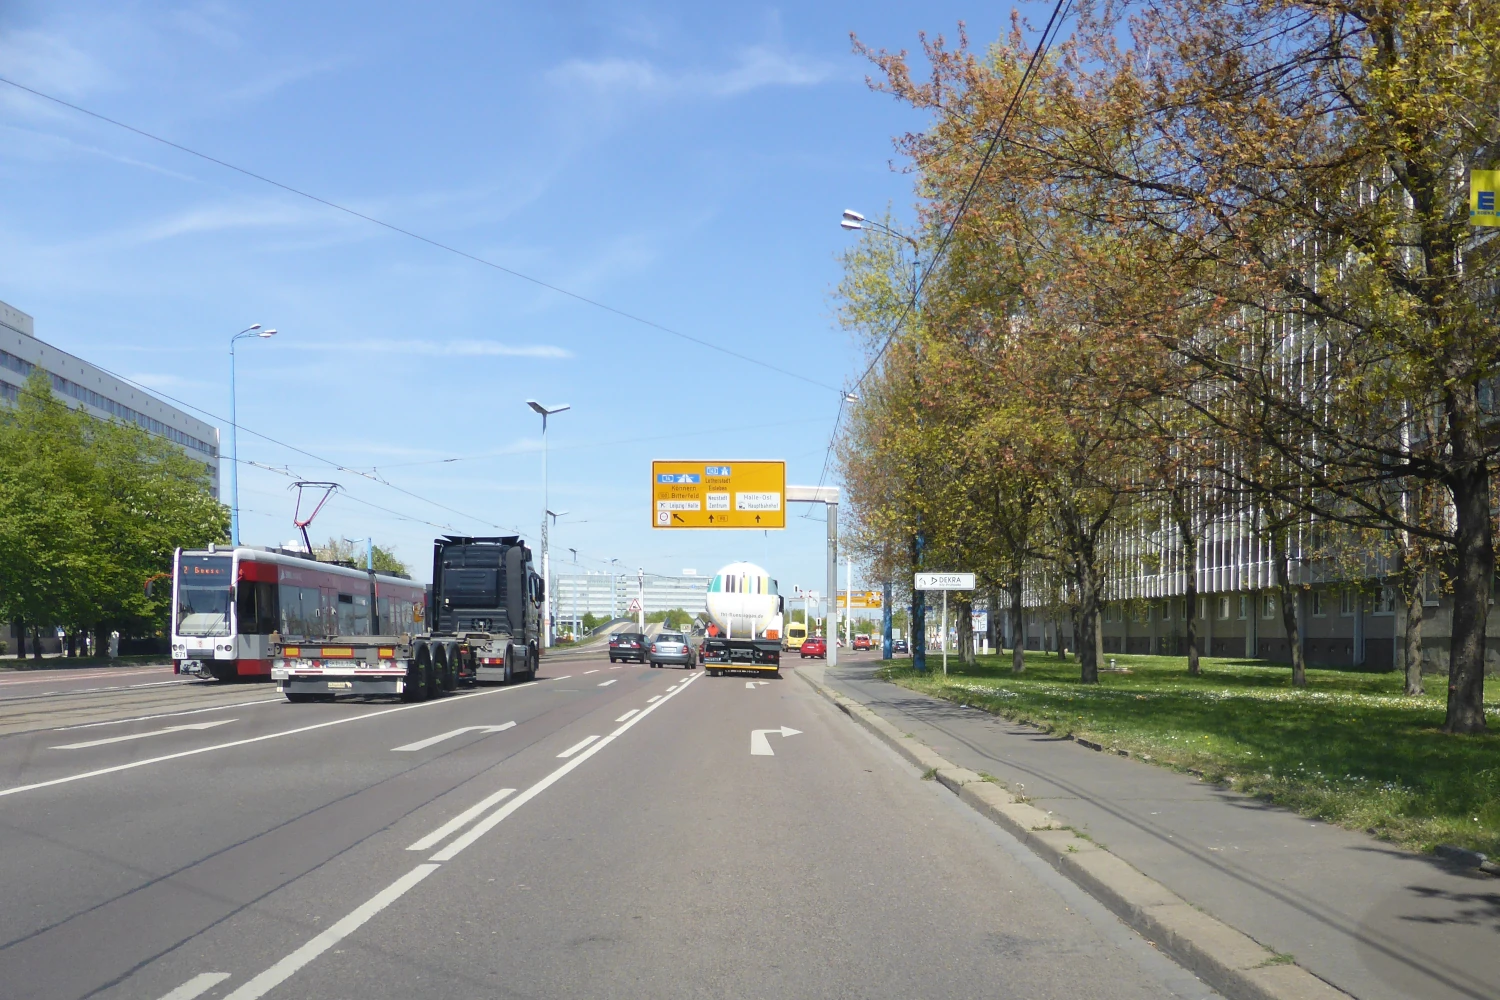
<box><xmin>0</xmin><ymin>74</ymin><xmax>842</xmax><ymax>394</ymax></box>
<box><xmin>814</xmin><ymin>0</ymin><xmax>1074</xmax><ymax>499</ymax></box>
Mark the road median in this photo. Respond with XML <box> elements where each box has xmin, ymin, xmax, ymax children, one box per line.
<box><xmin>798</xmin><ymin>667</ymin><xmax>1352</xmax><ymax>1000</ymax></box>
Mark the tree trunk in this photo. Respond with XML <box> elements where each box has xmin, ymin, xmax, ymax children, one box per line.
<box><xmin>66</xmin><ymin>632</ymin><xmax>76</xmax><ymax>657</ymax></box>
<box><xmin>1077</xmin><ymin>566</ymin><xmax>1101</xmax><ymax>685</ymax></box>
<box><xmin>1269</xmin><ymin>525</ymin><xmax>1307</xmax><ymax>687</ymax></box>
<box><xmin>1095</xmin><ymin>608</ymin><xmax>1104</xmax><ymax>667</ymax></box>
<box><xmin>1404</xmin><ymin>585</ymin><xmax>1425</xmax><ymax>697</ymax></box>
<box><xmin>957</xmin><ymin>594</ymin><xmax>975</xmax><ymax>666</ymax></box>
<box><xmin>31</xmin><ymin>627</ymin><xmax>43</xmax><ymax>660</ymax></box>
<box><xmin>14</xmin><ymin>621</ymin><xmax>24</xmax><ymax>659</ymax></box>
<box><xmin>1009</xmin><ymin>573</ymin><xmax>1025</xmax><ymax>674</ymax></box>
<box><xmin>1069</xmin><ymin>605</ymin><xmax>1081</xmax><ymax>662</ymax></box>
<box><xmin>1444</xmin><ymin>448</ymin><xmax>1491</xmax><ymax>733</ymax></box>
<box><xmin>1184</xmin><ymin>539</ymin><xmax>1200</xmax><ymax>676</ymax></box>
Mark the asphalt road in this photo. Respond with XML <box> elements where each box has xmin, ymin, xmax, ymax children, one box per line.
<box><xmin>0</xmin><ymin>646</ymin><xmax>1219</xmax><ymax>1000</ymax></box>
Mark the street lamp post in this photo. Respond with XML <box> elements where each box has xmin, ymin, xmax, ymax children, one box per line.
<box><xmin>527</xmin><ymin>401</ymin><xmax>570</xmax><ymax>648</ymax></box>
<box><xmin>229</xmin><ymin>324</ymin><xmax>276</xmax><ymax>546</ymax></box>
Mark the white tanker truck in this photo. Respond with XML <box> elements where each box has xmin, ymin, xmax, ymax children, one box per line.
<box><xmin>700</xmin><ymin>560</ymin><xmax>784</xmax><ymax>677</ymax></box>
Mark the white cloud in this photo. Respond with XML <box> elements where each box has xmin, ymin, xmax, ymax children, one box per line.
<box><xmin>547</xmin><ymin>45</ymin><xmax>830</xmax><ymax>100</ymax></box>
<box><xmin>288</xmin><ymin>340</ymin><xmax>573</xmax><ymax>360</ymax></box>
<box><xmin>0</xmin><ymin>28</ymin><xmax>110</xmax><ymax>109</ymax></box>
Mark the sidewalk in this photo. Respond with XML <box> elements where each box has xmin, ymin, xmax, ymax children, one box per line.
<box><xmin>809</xmin><ymin>659</ymin><xmax>1498</xmax><ymax>1000</ymax></box>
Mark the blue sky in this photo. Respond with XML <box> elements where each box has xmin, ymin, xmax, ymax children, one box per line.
<box><xmin>0</xmin><ymin>1</ymin><xmax>1033</xmax><ymax>595</ymax></box>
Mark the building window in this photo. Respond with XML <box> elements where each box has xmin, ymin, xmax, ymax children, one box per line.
<box><xmin>1375</xmin><ymin>586</ymin><xmax>1396</xmax><ymax>615</ymax></box>
<box><xmin>1340</xmin><ymin>588</ymin><xmax>1355</xmax><ymax>616</ymax></box>
<box><xmin>1239</xmin><ymin>595</ymin><xmax>1248</xmax><ymax>620</ymax></box>
<box><xmin>1311</xmin><ymin>590</ymin><xmax>1325</xmax><ymax>616</ymax></box>
<box><xmin>1160</xmin><ymin>601</ymin><xmax>1171</xmax><ymax>621</ymax></box>
<box><xmin>1219</xmin><ymin>596</ymin><xmax>1231</xmax><ymax>620</ymax></box>
<box><xmin>1262</xmin><ymin>594</ymin><xmax>1277</xmax><ymax>619</ymax></box>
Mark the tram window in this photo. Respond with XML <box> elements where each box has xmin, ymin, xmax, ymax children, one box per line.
<box><xmin>336</xmin><ymin>594</ymin><xmax>356</xmax><ymax>634</ymax></box>
<box><xmin>235</xmin><ymin>581</ymin><xmax>279</xmax><ymax>635</ymax></box>
<box><xmin>279</xmin><ymin>586</ymin><xmax>321</xmax><ymax>637</ymax></box>
<box><xmin>352</xmin><ymin>594</ymin><xmax>371</xmax><ymax>634</ymax></box>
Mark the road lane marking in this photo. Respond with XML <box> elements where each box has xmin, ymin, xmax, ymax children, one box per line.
<box><xmin>222</xmin><ymin>864</ymin><xmax>439</xmax><ymax>1000</ymax></box>
<box><xmin>647</xmin><ymin>695</ymin><xmax>661</xmax><ymax>703</ymax></box>
<box><xmin>156</xmin><ymin>972</ymin><xmax>231</xmax><ymax>1000</ymax></box>
<box><xmin>557</xmin><ymin>735</ymin><xmax>600</xmax><ymax>758</ymax></box>
<box><xmin>391</xmin><ymin>722</ymin><xmax>515</xmax><ymax>752</ymax></box>
<box><xmin>53</xmin><ymin>699</ymin><xmax>283</xmax><ymax>731</ymax></box>
<box><xmin>597</xmin><ymin>679</ymin><xmax>617</xmax><ymax>687</ymax></box>
<box><xmin>750</xmin><ymin>726</ymin><xmax>803</xmax><ymax>756</ymax></box>
<box><xmin>406</xmin><ymin>788</ymin><xmax>517</xmax><ymax>851</ymax></box>
<box><xmin>609</xmin><ymin>665</ymin><xmax>622</xmax><ymax>670</ymax></box>
<box><xmin>0</xmin><ymin>683</ymin><xmax>540</xmax><ymax>800</ymax></box>
<box><xmin>614</xmin><ymin>709</ymin><xmax>639</xmax><ymax>722</ymax></box>
<box><xmin>51</xmin><ymin>719</ymin><xmax>238</xmax><ymax>750</ymax></box>
<box><xmin>583</xmin><ymin>669</ymin><xmax>599</xmax><ymax>674</ymax></box>
<box><xmin>666</xmin><ymin>684</ymin><xmax>680</xmax><ymax>692</ymax></box>
<box><xmin>430</xmin><ymin>671</ymin><xmax>702</xmax><ymax>863</ymax></box>
<box><xmin>550</xmin><ymin>675</ymin><xmax>571</xmax><ymax>681</ymax></box>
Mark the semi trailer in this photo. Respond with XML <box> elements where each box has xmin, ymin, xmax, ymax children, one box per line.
<box><xmin>270</xmin><ymin>535</ymin><xmax>543</xmax><ymax>702</ymax></box>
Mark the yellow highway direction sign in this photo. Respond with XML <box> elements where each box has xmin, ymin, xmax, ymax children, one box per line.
<box><xmin>652</xmin><ymin>460</ymin><xmax>786</xmax><ymax>529</ymax></box>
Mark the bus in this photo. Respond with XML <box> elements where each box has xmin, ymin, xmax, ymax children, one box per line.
<box><xmin>783</xmin><ymin>620</ymin><xmax>808</xmax><ymax>651</ymax></box>
<box><xmin>171</xmin><ymin>544</ymin><xmax>426</xmax><ymax>681</ymax></box>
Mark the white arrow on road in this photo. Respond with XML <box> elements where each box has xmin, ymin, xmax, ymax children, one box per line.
<box><xmin>391</xmin><ymin>722</ymin><xmax>515</xmax><ymax>752</ymax></box>
<box><xmin>744</xmin><ymin>681</ymin><xmax>771</xmax><ymax>689</ymax></box>
<box><xmin>52</xmin><ymin>719</ymin><xmax>238</xmax><ymax>750</ymax></box>
<box><xmin>750</xmin><ymin>726</ymin><xmax>802</xmax><ymax>756</ymax></box>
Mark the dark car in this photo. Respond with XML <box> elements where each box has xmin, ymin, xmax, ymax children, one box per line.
<box><xmin>852</xmin><ymin>634</ymin><xmax>872</xmax><ymax>650</ymax></box>
<box><xmin>609</xmin><ymin>631</ymin><xmax>648</xmax><ymax>663</ymax></box>
<box><xmin>893</xmin><ymin>638</ymin><xmax>909</xmax><ymax>654</ymax></box>
<box><xmin>800</xmin><ymin>636</ymin><xmax>827</xmax><ymax>659</ymax></box>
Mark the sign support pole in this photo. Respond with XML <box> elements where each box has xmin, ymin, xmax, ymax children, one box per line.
<box><xmin>827</xmin><ymin>500</ymin><xmax>838</xmax><ymax>667</ymax></box>
<box><xmin>882</xmin><ymin>581</ymin><xmax>893</xmax><ymax>659</ymax></box>
<box><xmin>942</xmin><ymin>589</ymin><xmax>948</xmax><ymax>675</ymax></box>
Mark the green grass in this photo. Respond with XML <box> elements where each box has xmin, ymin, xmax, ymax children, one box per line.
<box><xmin>0</xmin><ymin>653</ymin><xmax>169</xmax><ymax>671</ymax></box>
<box><xmin>880</xmin><ymin>651</ymin><xmax>1500</xmax><ymax>856</ymax></box>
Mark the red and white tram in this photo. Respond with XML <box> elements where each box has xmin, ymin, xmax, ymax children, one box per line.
<box><xmin>170</xmin><ymin>545</ymin><xmax>427</xmax><ymax>681</ymax></box>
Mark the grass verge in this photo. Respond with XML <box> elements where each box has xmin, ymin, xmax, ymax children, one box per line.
<box><xmin>880</xmin><ymin>651</ymin><xmax>1500</xmax><ymax>856</ymax></box>
<box><xmin>0</xmin><ymin>653</ymin><xmax>170</xmax><ymax>672</ymax></box>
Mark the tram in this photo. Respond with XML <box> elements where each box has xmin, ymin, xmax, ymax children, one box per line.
<box><xmin>170</xmin><ymin>544</ymin><xmax>426</xmax><ymax>681</ymax></box>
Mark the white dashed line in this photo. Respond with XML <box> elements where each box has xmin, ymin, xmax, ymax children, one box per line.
<box><xmin>557</xmin><ymin>735</ymin><xmax>601</xmax><ymax>758</ymax></box>
<box><xmin>615</xmin><ymin>709</ymin><xmax>639</xmax><ymax>722</ymax></box>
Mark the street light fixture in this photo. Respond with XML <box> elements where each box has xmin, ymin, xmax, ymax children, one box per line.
<box><xmin>527</xmin><ymin>401</ymin><xmax>570</xmax><ymax>647</ymax></box>
<box><xmin>229</xmin><ymin>324</ymin><xmax>277</xmax><ymax>546</ymax></box>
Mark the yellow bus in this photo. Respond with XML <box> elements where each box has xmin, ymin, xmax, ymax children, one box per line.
<box><xmin>783</xmin><ymin>620</ymin><xmax>807</xmax><ymax>651</ymax></box>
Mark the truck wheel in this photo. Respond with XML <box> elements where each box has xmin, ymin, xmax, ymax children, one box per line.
<box><xmin>503</xmin><ymin>647</ymin><xmax>515</xmax><ymax>685</ymax></box>
<box><xmin>428</xmin><ymin>647</ymin><xmax>447</xmax><ymax>700</ymax></box>
<box><xmin>405</xmin><ymin>646</ymin><xmax>431</xmax><ymax>702</ymax></box>
<box><xmin>528</xmin><ymin>646</ymin><xmax>539</xmax><ymax>681</ymax></box>
<box><xmin>445</xmin><ymin>645</ymin><xmax>460</xmax><ymax>691</ymax></box>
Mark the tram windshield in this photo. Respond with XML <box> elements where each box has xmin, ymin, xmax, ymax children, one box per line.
<box><xmin>176</xmin><ymin>555</ymin><xmax>233</xmax><ymax>636</ymax></box>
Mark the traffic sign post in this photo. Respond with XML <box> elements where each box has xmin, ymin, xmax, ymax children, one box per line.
<box><xmin>652</xmin><ymin>461</ymin><xmax>786</xmax><ymax>529</ymax></box>
<box><xmin>915</xmin><ymin>573</ymin><xmax>976</xmax><ymax>675</ymax></box>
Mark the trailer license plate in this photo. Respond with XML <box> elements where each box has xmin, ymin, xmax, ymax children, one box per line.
<box><xmin>328</xmin><ymin>681</ymin><xmax>352</xmax><ymax>689</ymax></box>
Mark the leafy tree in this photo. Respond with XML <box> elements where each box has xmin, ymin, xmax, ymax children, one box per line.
<box><xmin>314</xmin><ymin>537</ymin><xmax>411</xmax><ymax>577</ymax></box>
<box><xmin>0</xmin><ymin>369</ymin><xmax>227</xmax><ymax>650</ymax></box>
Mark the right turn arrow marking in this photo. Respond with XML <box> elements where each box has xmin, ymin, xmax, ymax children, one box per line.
<box><xmin>750</xmin><ymin>726</ymin><xmax>802</xmax><ymax>756</ymax></box>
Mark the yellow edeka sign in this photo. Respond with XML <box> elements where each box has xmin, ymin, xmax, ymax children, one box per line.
<box><xmin>1471</xmin><ymin>170</ymin><xmax>1500</xmax><ymax>227</ymax></box>
<box><xmin>837</xmin><ymin>590</ymin><xmax>884</xmax><ymax>609</ymax></box>
<box><xmin>651</xmin><ymin>460</ymin><xmax>786</xmax><ymax>529</ymax></box>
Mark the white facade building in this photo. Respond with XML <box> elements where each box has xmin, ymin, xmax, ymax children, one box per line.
<box><xmin>0</xmin><ymin>300</ymin><xmax>220</xmax><ymax>496</ymax></box>
<box><xmin>553</xmin><ymin>571</ymin><xmax>709</xmax><ymax>623</ymax></box>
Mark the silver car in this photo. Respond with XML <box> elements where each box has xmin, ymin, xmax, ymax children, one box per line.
<box><xmin>648</xmin><ymin>631</ymin><xmax>697</xmax><ymax>669</ymax></box>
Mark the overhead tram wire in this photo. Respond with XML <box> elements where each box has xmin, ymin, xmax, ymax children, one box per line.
<box><xmin>811</xmin><ymin>0</ymin><xmax>1074</xmax><ymax>498</ymax></box>
<box><xmin>0</xmin><ymin>75</ymin><xmax>840</xmax><ymax>396</ymax></box>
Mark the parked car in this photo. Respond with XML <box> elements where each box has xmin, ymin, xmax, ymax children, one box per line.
<box><xmin>609</xmin><ymin>632</ymin><xmax>648</xmax><ymax>663</ymax></box>
<box><xmin>892</xmin><ymin>638</ymin><xmax>909</xmax><ymax>654</ymax></box>
<box><xmin>800</xmin><ymin>636</ymin><xmax>828</xmax><ymax>659</ymax></box>
<box><xmin>649</xmin><ymin>631</ymin><xmax>696</xmax><ymax>669</ymax></box>
<box><xmin>852</xmin><ymin>634</ymin><xmax>872</xmax><ymax>650</ymax></box>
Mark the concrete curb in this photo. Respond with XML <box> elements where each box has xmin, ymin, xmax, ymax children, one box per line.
<box><xmin>798</xmin><ymin>669</ymin><xmax>1354</xmax><ymax>1000</ymax></box>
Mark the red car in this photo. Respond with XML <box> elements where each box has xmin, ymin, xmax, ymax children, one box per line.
<box><xmin>852</xmin><ymin>634</ymin><xmax>872</xmax><ymax>650</ymax></box>
<box><xmin>800</xmin><ymin>636</ymin><xmax>828</xmax><ymax>659</ymax></box>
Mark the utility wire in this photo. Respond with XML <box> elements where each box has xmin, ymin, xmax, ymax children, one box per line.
<box><xmin>0</xmin><ymin>74</ymin><xmax>841</xmax><ymax>394</ymax></box>
<box><xmin>813</xmin><ymin>0</ymin><xmax>1074</xmax><ymax>500</ymax></box>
